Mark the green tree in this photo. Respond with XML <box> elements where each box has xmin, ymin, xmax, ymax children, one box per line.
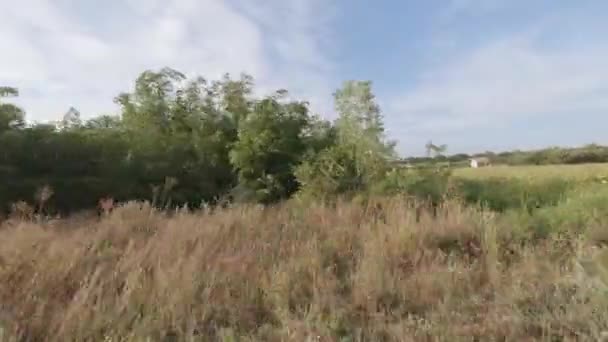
<box><xmin>230</xmin><ymin>91</ymin><xmax>312</xmax><ymax>203</ymax></box>
<box><xmin>116</xmin><ymin>67</ymin><xmax>186</xmax><ymax>136</ymax></box>
<box><xmin>0</xmin><ymin>86</ymin><xmax>25</xmax><ymax>132</ymax></box>
<box><xmin>114</xmin><ymin>68</ymin><xmax>244</xmax><ymax>205</ymax></box>
<box><xmin>215</xmin><ymin>73</ymin><xmax>254</xmax><ymax>127</ymax></box>
<box><xmin>296</xmin><ymin>80</ymin><xmax>394</xmax><ymax>198</ymax></box>
<box><xmin>334</xmin><ymin>80</ymin><xmax>384</xmax><ymax>140</ymax></box>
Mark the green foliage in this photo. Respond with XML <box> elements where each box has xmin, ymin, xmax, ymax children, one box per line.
<box><xmin>334</xmin><ymin>80</ymin><xmax>384</xmax><ymax>140</ymax></box>
<box><xmin>369</xmin><ymin>167</ymin><xmax>453</xmax><ymax>205</ymax></box>
<box><xmin>515</xmin><ymin>185</ymin><xmax>608</xmax><ymax>240</ymax></box>
<box><xmin>455</xmin><ymin>177</ymin><xmax>572</xmax><ymax>213</ymax></box>
<box><xmin>0</xmin><ymin>126</ymin><xmax>133</xmax><ymax>213</ymax></box>
<box><xmin>295</xmin><ymin>80</ymin><xmax>394</xmax><ymax>200</ymax></box>
<box><xmin>0</xmin><ymin>86</ymin><xmax>25</xmax><ymax>132</ymax></box>
<box><xmin>296</xmin><ymin>143</ymin><xmax>368</xmax><ymax>199</ymax></box>
<box><xmin>3</xmin><ymin>68</ymin><xmax>607</xmax><ymax>217</ymax></box>
<box><xmin>230</xmin><ymin>94</ymin><xmax>312</xmax><ymax>203</ymax></box>
<box><xmin>0</xmin><ymin>69</ymin><xmax>348</xmax><ymax>212</ymax></box>
<box><xmin>1</xmin><ymin>70</ymin><xmax>251</xmax><ymax>212</ymax></box>
<box><xmin>84</xmin><ymin>114</ymin><xmax>122</xmax><ymax>130</ymax></box>
<box><xmin>403</xmin><ymin>167</ymin><xmax>453</xmax><ymax>204</ymax></box>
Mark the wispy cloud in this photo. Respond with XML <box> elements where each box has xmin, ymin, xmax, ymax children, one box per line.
<box><xmin>3</xmin><ymin>0</ymin><xmax>607</xmax><ymax>155</ymax></box>
<box><xmin>392</xmin><ymin>37</ymin><xmax>608</xmax><ymax>132</ymax></box>
<box><xmin>228</xmin><ymin>0</ymin><xmax>339</xmax><ymax>117</ymax></box>
<box><xmin>388</xmin><ymin>6</ymin><xmax>608</xmax><ymax>155</ymax></box>
<box><xmin>0</xmin><ymin>0</ymin><xmax>336</xmax><ymax>121</ymax></box>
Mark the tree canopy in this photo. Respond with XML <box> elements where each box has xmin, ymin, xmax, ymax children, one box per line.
<box><xmin>0</xmin><ymin>69</ymin><xmax>395</xmax><ymax>214</ymax></box>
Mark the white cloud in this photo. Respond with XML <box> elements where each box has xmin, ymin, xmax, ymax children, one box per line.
<box><xmin>228</xmin><ymin>0</ymin><xmax>338</xmax><ymax>117</ymax></box>
<box><xmin>389</xmin><ymin>28</ymin><xmax>608</xmax><ymax>137</ymax></box>
<box><xmin>385</xmin><ymin>4</ymin><xmax>608</xmax><ymax>156</ymax></box>
<box><xmin>0</xmin><ymin>0</ymin><xmax>336</xmax><ymax>121</ymax></box>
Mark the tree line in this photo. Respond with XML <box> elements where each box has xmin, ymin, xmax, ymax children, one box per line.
<box><xmin>0</xmin><ymin>68</ymin><xmax>398</xmax><ymax>214</ymax></box>
<box><xmin>4</xmin><ymin>67</ymin><xmax>603</xmax><ymax>215</ymax></box>
<box><xmin>405</xmin><ymin>144</ymin><xmax>608</xmax><ymax>167</ymax></box>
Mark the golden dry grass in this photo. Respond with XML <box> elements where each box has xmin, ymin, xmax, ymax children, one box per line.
<box><xmin>453</xmin><ymin>163</ymin><xmax>608</xmax><ymax>181</ymax></box>
<box><xmin>0</xmin><ymin>199</ymin><xmax>606</xmax><ymax>341</ymax></box>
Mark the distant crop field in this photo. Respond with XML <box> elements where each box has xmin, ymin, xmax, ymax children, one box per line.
<box><xmin>453</xmin><ymin>163</ymin><xmax>608</xmax><ymax>181</ymax></box>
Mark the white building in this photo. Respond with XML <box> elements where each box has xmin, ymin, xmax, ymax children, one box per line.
<box><xmin>470</xmin><ymin>157</ymin><xmax>490</xmax><ymax>168</ymax></box>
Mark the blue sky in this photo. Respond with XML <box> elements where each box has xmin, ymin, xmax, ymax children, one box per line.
<box><xmin>2</xmin><ymin>0</ymin><xmax>608</xmax><ymax>156</ymax></box>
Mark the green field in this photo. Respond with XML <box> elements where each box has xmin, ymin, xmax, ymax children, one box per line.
<box><xmin>454</xmin><ymin>162</ymin><xmax>608</xmax><ymax>181</ymax></box>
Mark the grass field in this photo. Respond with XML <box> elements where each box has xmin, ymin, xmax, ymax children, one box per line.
<box><xmin>1</xmin><ymin>196</ymin><xmax>608</xmax><ymax>341</ymax></box>
<box><xmin>1</xmin><ymin>164</ymin><xmax>608</xmax><ymax>341</ymax></box>
<box><xmin>454</xmin><ymin>163</ymin><xmax>608</xmax><ymax>181</ymax></box>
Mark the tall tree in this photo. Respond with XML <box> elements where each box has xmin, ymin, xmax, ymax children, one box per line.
<box><xmin>296</xmin><ymin>80</ymin><xmax>393</xmax><ymax>198</ymax></box>
<box><xmin>215</xmin><ymin>73</ymin><xmax>254</xmax><ymax>127</ymax></box>
<box><xmin>116</xmin><ymin>67</ymin><xmax>186</xmax><ymax>134</ymax></box>
<box><xmin>334</xmin><ymin>81</ymin><xmax>381</xmax><ymax>137</ymax></box>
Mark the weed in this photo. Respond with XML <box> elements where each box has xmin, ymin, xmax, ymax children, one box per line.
<box><xmin>0</xmin><ymin>198</ymin><xmax>606</xmax><ymax>340</ymax></box>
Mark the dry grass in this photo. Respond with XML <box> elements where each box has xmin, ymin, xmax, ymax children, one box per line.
<box><xmin>0</xmin><ymin>199</ymin><xmax>606</xmax><ymax>341</ymax></box>
<box><xmin>454</xmin><ymin>163</ymin><xmax>608</xmax><ymax>181</ymax></box>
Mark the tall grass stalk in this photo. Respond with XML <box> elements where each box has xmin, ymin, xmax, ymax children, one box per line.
<box><xmin>0</xmin><ymin>198</ymin><xmax>606</xmax><ymax>341</ymax></box>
